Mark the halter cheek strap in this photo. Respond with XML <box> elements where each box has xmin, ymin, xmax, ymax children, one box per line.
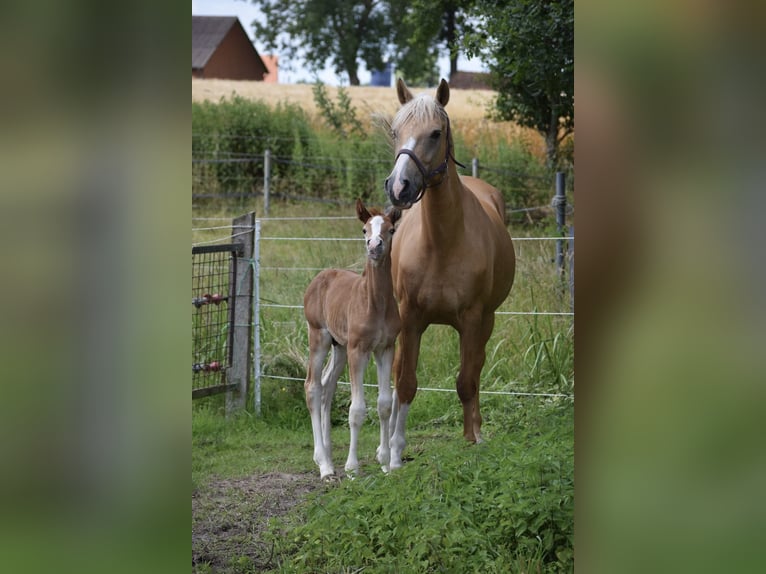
<box><xmin>394</xmin><ymin>117</ymin><xmax>467</xmax><ymax>204</ymax></box>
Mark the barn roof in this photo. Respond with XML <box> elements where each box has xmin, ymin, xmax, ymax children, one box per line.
<box><xmin>192</xmin><ymin>15</ymin><xmax>254</xmax><ymax>70</ymax></box>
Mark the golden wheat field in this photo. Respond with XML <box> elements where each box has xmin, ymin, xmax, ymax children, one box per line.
<box><xmin>192</xmin><ymin>79</ymin><xmax>546</xmax><ymax>157</ymax></box>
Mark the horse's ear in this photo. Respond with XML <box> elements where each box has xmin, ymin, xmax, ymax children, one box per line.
<box><xmin>385</xmin><ymin>206</ymin><xmax>402</xmax><ymax>227</ymax></box>
<box><xmin>436</xmin><ymin>78</ymin><xmax>450</xmax><ymax>107</ymax></box>
<box><xmin>397</xmin><ymin>78</ymin><xmax>413</xmax><ymax>104</ymax></box>
<box><xmin>356</xmin><ymin>198</ymin><xmax>371</xmax><ymax>223</ymax></box>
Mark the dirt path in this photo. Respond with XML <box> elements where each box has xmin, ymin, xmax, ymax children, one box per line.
<box><xmin>192</xmin><ymin>472</ymin><xmax>322</xmax><ymax>572</ymax></box>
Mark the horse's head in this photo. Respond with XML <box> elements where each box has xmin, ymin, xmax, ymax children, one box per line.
<box><xmin>356</xmin><ymin>198</ymin><xmax>401</xmax><ymax>264</ymax></box>
<box><xmin>384</xmin><ymin>78</ymin><xmax>454</xmax><ymax>208</ymax></box>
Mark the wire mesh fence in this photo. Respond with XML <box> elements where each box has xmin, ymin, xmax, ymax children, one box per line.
<box><xmin>192</xmin><ymin>244</ymin><xmax>243</xmax><ymax>398</ymax></box>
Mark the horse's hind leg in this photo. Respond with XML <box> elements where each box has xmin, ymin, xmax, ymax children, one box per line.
<box><xmin>320</xmin><ymin>344</ymin><xmax>347</xmax><ymax>455</ymax></box>
<box><xmin>456</xmin><ymin>310</ymin><xmax>495</xmax><ymax>443</ymax></box>
<box><xmin>305</xmin><ymin>327</ymin><xmax>334</xmax><ymax>478</ymax></box>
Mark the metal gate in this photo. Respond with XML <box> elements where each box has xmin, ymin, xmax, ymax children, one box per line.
<box><xmin>192</xmin><ymin>243</ymin><xmax>244</xmax><ymax>398</ymax></box>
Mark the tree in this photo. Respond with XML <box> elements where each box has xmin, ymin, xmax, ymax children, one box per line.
<box><xmin>250</xmin><ymin>0</ymin><xmax>389</xmax><ymax>86</ymax></box>
<box><xmin>464</xmin><ymin>0</ymin><xmax>574</xmax><ymax>167</ymax></box>
<box><xmin>404</xmin><ymin>0</ymin><xmax>475</xmax><ymax>76</ymax></box>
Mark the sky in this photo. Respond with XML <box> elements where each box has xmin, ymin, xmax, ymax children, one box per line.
<box><xmin>192</xmin><ymin>0</ymin><xmax>487</xmax><ymax>85</ymax></box>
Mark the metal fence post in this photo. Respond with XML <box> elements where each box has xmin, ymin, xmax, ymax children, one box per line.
<box><xmin>472</xmin><ymin>157</ymin><xmax>479</xmax><ymax>178</ymax></box>
<box><xmin>253</xmin><ymin>219</ymin><xmax>262</xmax><ymax>416</ymax></box>
<box><xmin>263</xmin><ymin>149</ymin><xmax>271</xmax><ymax>216</ymax></box>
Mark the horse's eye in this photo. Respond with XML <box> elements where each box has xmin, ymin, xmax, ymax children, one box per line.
<box><xmin>362</xmin><ymin>228</ymin><xmax>367</xmax><ymax>235</ymax></box>
<box><xmin>430</xmin><ymin>129</ymin><xmax>442</xmax><ymax>140</ymax></box>
<box><xmin>389</xmin><ymin>228</ymin><xmax>395</xmax><ymax>235</ymax></box>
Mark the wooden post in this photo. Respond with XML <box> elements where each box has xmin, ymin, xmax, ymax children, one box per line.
<box><xmin>472</xmin><ymin>157</ymin><xmax>479</xmax><ymax>178</ymax></box>
<box><xmin>226</xmin><ymin>212</ymin><xmax>255</xmax><ymax>413</ymax></box>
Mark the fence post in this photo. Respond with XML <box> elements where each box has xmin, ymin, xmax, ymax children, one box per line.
<box><xmin>263</xmin><ymin>149</ymin><xmax>271</xmax><ymax>216</ymax></box>
<box><xmin>554</xmin><ymin>172</ymin><xmax>567</xmax><ymax>283</ymax></box>
<box><xmin>227</xmin><ymin>212</ymin><xmax>255</xmax><ymax>414</ymax></box>
<box><xmin>472</xmin><ymin>157</ymin><xmax>479</xmax><ymax>178</ymax></box>
<box><xmin>253</xmin><ymin>220</ymin><xmax>262</xmax><ymax>416</ymax></box>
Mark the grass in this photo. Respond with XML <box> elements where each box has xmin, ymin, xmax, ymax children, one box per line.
<box><xmin>192</xmin><ymin>197</ymin><xmax>573</xmax><ymax>573</ymax></box>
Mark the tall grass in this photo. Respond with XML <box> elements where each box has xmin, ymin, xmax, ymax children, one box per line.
<box><xmin>192</xmin><ymin>93</ymin><xmax>565</xmax><ymax>211</ymax></box>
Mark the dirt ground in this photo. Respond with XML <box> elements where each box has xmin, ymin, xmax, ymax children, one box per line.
<box><xmin>192</xmin><ymin>472</ymin><xmax>323</xmax><ymax>572</ymax></box>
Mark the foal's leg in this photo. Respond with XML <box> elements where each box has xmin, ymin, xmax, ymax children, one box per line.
<box><xmin>320</xmin><ymin>344</ymin><xmax>347</xmax><ymax>456</ymax></box>
<box><xmin>389</xmin><ymin>322</ymin><xmax>424</xmax><ymax>470</ymax></box>
<box><xmin>345</xmin><ymin>345</ymin><xmax>371</xmax><ymax>475</ymax></box>
<box><xmin>456</xmin><ymin>309</ymin><xmax>495</xmax><ymax>443</ymax></box>
<box><xmin>373</xmin><ymin>345</ymin><xmax>395</xmax><ymax>472</ymax></box>
<box><xmin>305</xmin><ymin>327</ymin><xmax>334</xmax><ymax>478</ymax></box>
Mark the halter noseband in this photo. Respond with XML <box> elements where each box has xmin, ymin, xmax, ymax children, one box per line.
<box><xmin>393</xmin><ymin>116</ymin><xmax>466</xmax><ymax>205</ymax></box>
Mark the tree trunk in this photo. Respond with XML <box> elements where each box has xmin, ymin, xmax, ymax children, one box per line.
<box><xmin>545</xmin><ymin>125</ymin><xmax>558</xmax><ymax>169</ymax></box>
<box><xmin>446</xmin><ymin>6</ymin><xmax>458</xmax><ymax>77</ymax></box>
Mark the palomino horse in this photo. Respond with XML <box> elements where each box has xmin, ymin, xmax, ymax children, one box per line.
<box><xmin>384</xmin><ymin>78</ymin><xmax>516</xmax><ymax>469</ymax></box>
<box><xmin>303</xmin><ymin>199</ymin><xmax>402</xmax><ymax>478</ymax></box>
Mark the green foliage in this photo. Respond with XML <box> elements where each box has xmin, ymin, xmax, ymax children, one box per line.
<box><xmin>392</xmin><ymin>0</ymin><xmax>475</xmax><ymax>83</ymax></box>
<box><xmin>251</xmin><ymin>0</ymin><xmax>390</xmax><ymax>85</ymax></box>
<box><xmin>193</xmin><ymin>95</ymin><xmax>553</xmax><ymax>213</ymax></box>
<box><xmin>464</xmin><ymin>0</ymin><xmax>574</xmax><ymax>167</ymax></box>
<box><xmin>311</xmin><ymin>81</ymin><xmax>364</xmax><ymax>138</ymax></box>
<box><xmin>192</xmin><ymin>96</ymin><xmax>315</xmax><ymax>195</ymax></box>
<box><xmin>267</xmin><ymin>402</ymin><xmax>573</xmax><ymax>572</ymax></box>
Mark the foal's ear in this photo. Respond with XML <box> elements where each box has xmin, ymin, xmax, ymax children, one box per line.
<box><xmin>436</xmin><ymin>78</ymin><xmax>450</xmax><ymax>107</ymax></box>
<box><xmin>356</xmin><ymin>198</ymin><xmax>371</xmax><ymax>223</ymax></box>
<box><xmin>397</xmin><ymin>77</ymin><xmax>413</xmax><ymax>104</ymax></box>
<box><xmin>385</xmin><ymin>206</ymin><xmax>402</xmax><ymax>227</ymax></box>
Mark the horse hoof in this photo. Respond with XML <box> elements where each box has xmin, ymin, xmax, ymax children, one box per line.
<box><xmin>319</xmin><ymin>467</ymin><xmax>335</xmax><ymax>480</ymax></box>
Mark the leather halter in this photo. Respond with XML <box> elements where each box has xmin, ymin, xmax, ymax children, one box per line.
<box><xmin>394</xmin><ymin>116</ymin><xmax>467</xmax><ymax>205</ymax></box>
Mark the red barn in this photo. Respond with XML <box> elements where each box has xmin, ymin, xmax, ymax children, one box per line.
<box><xmin>192</xmin><ymin>16</ymin><xmax>268</xmax><ymax>81</ymax></box>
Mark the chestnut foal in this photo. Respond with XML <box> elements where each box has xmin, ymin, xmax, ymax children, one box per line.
<box><xmin>303</xmin><ymin>199</ymin><xmax>401</xmax><ymax>479</ymax></box>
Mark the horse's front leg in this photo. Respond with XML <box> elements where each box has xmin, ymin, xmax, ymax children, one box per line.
<box><xmin>456</xmin><ymin>310</ymin><xmax>495</xmax><ymax>443</ymax></box>
<box><xmin>390</xmin><ymin>322</ymin><xmax>424</xmax><ymax>470</ymax></box>
<box><xmin>373</xmin><ymin>345</ymin><xmax>395</xmax><ymax>472</ymax></box>
<box><xmin>345</xmin><ymin>346</ymin><xmax>370</xmax><ymax>475</ymax></box>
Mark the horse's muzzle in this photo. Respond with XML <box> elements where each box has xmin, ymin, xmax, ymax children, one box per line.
<box><xmin>384</xmin><ymin>175</ymin><xmax>418</xmax><ymax>209</ymax></box>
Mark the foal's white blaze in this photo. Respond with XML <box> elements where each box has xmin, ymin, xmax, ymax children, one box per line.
<box><xmin>367</xmin><ymin>215</ymin><xmax>386</xmax><ymax>252</ymax></box>
<box><xmin>389</xmin><ymin>137</ymin><xmax>416</xmax><ymax>199</ymax></box>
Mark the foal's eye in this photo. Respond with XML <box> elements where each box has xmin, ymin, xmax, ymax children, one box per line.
<box><xmin>389</xmin><ymin>228</ymin><xmax>395</xmax><ymax>235</ymax></box>
<box><xmin>430</xmin><ymin>129</ymin><xmax>442</xmax><ymax>140</ymax></box>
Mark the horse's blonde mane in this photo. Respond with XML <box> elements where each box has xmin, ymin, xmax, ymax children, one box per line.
<box><xmin>391</xmin><ymin>94</ymin><xmax>447</xmax><ymax>133</ymax></box>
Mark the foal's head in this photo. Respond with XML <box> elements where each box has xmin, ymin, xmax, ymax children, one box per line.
<box><xmin>356</xmin><ymin>198</ymin><xmax>401</xmax><ymax>264</ymax></box>
<box><xmin>384</xmin><ymin>78</ymin><xmax>452</xmax><ymax>208</ymax></box>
